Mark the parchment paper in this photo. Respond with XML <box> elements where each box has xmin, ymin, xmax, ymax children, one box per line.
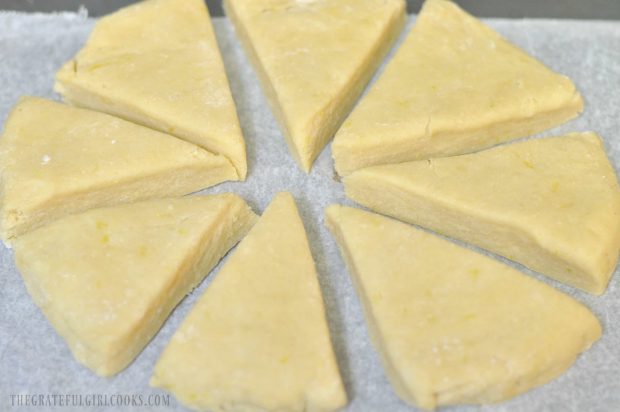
<box><xmin>0</xmin><ymin>10</ymin><xmax>619</xmax><ymax>412</ymax></box>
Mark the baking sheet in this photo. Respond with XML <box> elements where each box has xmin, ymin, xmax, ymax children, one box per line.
<box><xmin>0</xmin><ymin>10</ymin><xmax>619</xmax><ymax>412</ymax></box>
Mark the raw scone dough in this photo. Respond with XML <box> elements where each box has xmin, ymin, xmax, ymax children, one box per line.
<box><xmin>344</xmin><ymin>132</ymin><xmax>620</xmax><ymax>295</ymax></box>
<box><xmin>151</xmin><ymin>193</ymin><xmax>346</xmax><ymax>412</ymax></box>
<box><xmin>0</xmin><ymin>97</ymin><xmax>237</xmax><ymax>241</ymax></box>
<box><xmin>332</xmin><ymin>0</ymin><xmax>583</xmax><ymax>175</ymax></box>
<box><xmin>224</xmin><ymin>0</ymin><xmax>405</xmax><ymax>172</ymax></box>
<box><xmin>55</xmin><ymin>0</ymin><xmax>247</xmax><ymax>178</ymax></box>
<box><xmin>13</xmin><ymin>194</ymin><xmax>257</xmax><ymax>376</ymax></box>
<box><xmin>326</xmin><ymin>205</ymin><xmax>601</xmax><ymax>410</ymax></box>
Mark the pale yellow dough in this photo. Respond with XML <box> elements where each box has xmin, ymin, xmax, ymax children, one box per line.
<box><xmin>0</xmin><ymin>97</ymin><xmax>237</xmax><ymax>241</ymax></box>
<box><xmin>152</xmin><ymin>193</ymin><xmax>347</xmax><ymax>412</ymax></box>
<box><xmin>55</xmin><ymin>0</ymin><xmax>247</xmax><ymax>178</ymax></box>
<box><xmin>224</xmin><ymin>0</ymin><xmax>405</xmax><ymax>172</ymax></box>
<box><xmin>326</xmin><ymin>205</ymin><xmax>601</xmax><ymax>410</ymax></box>
<box><xmin>13</xmin><ymin>194</ymin><xmax>257</xmax><ymax>376</ymax></box>
<box><xmin>344</xmin><ymin>132</ymin><xmax>620</xmax><ymax>295</ymax></box>
<box><xmin>332</xmin><ymin>0</ymin><xmax>583</xmax><ymax>175</ymax></box>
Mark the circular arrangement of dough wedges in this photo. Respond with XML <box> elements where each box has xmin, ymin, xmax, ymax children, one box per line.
<box><xmin>1</xmin><ymin>0</ymin><xmax>618</xmax><ymax>411</ymax></box>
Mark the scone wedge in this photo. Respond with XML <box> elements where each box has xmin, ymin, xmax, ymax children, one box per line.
<box><xmin>152</xmin><ymin>192</ymin><xmax>346</xmax><ymax>412</ymax></box>
<box><xmin>224</xmin><ymin>0</ymin><xmax>405</xmax><ymax>172</ymax></box>
<box><xmin>55</xmin><ymin>0</ymin><xmax>247</xmax><ymax>178</ymax></box>
<box><xmin>332</xmin><ymin>0</ymin><xmax>583</xmax><ymax>175</ymax></box>
<box><xmin>0</xmin><ymin>97</ymin><xmax>237</xmax><ymax>241</ymax></box>
<box><xmin>13</xmin><ymin>194</ymin><xmax>257</xmax><ymax>376</ymax></box>
<box><xmin>344</xmin><ymin>132</ymin><xmax>620</xmax><ymax>294</ymax></box>
<box><xmin>326</xmin><ymin>205</ymin><xmax>601</xmax><ymax>410</ymax></box>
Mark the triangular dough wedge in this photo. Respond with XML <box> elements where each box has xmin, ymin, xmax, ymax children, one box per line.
<box><xmin>55</xmin><ymin>0</ymin><xmax>247</xmax><ymax>178</ymax></box>
<box><xmin>13</xmin><ymin>194</ymin><xmax>257</xmax><ymax>376</ymax></box>
<box><xmin>344</xmin><ymin>132</ymin><xmax>620</xmax><ymax>295</ymax></box>
<box><xmin>0</xmin><ymin>97</ymin><xmax>237</xmax><ymax>241</ymax></box>
<box><xmin>152</xmin><ymin>193</ymin><xmax>347</xmax><ymax>412</ymax></box>
<box><xmin>326</xmin><ymin>205</ymin><xmax>601</xmax><ymax>410</ymax></box>
<box><xmin>224</xmin><ymin>0</ymin><xmax>405</xmax><ymax>172</ymax></box>
<box><xmin>332</xmin><ymin>0</ymin><xmax>583</xmax><ymax>175</ymax></box>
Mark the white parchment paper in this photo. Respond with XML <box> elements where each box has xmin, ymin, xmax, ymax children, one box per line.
<box><xmin>0</xmin><ymin>10</ymin><xmax>619</xmax><ymax>412</ymax></box>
